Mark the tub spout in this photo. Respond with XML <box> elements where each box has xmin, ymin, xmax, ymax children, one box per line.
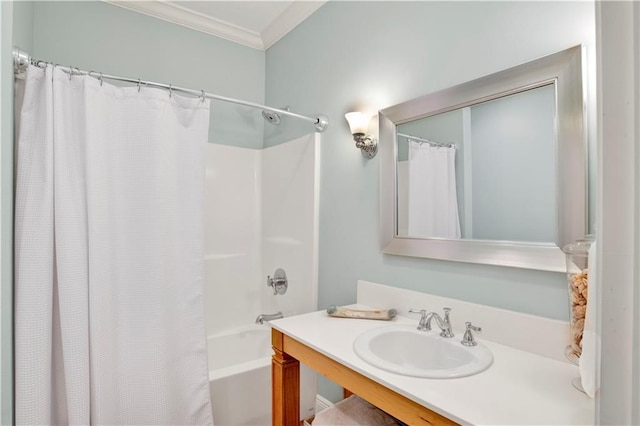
<box><xmin>255</xmin><ymin>311</ymin><xmax>283</xmax><ymax>324</ymax></box>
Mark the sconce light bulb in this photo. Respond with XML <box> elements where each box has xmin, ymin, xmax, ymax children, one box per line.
<box><xmin>345</xmin><ymin>111</ymin><xmax>377</xmax><ymax>158</ymax></box>
<box><xmin>345</xmin><ymin>112</ymin><xmax>371</xmax><ymax>135</ymax></box>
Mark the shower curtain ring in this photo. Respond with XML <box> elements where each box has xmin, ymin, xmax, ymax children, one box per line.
<box><xmin>99</xmin><ymin>72</ymin><xmax>103</xmax><ymax>86</ymax></box>
<box><xmin>137</xmin><ymin>79</ymin><xmax>141</xmax><ymax>92</ymax></box>
<box><xmin>169</xmin><ymin>84</ymin><xmax>173</xmax><ymax>98</ymax></box>
<box><xmin>200</xmin><ymin>90</ymin><xmax>205</xmax><ymax>103</ymax></box>
<box><xmin>69</xmin><ymin>66</ymin><xmax>73</xmax><ymax>80</ymax></box>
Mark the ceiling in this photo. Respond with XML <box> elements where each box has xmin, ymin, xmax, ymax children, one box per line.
<box><xmin>106</xmin><ymin>0</ymin><xmax>327</xmax><ymax>50</ymax></box>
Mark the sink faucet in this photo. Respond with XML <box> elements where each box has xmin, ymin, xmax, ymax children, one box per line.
<box><xmin>408</xmin><ymin>308</ymin><xmax>429</xmax><ymax>331</ymax></box>
<box><xmin>425</xmin><ymin>308</ymin><xmax>455</xmax><ymax>338</ymax></box>
<box><xmin>255</xmin><ymin>311</ymin><xmax>283</xmax><ymax>324</ymax></box>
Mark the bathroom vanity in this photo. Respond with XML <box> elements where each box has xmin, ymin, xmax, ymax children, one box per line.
<box><xmin>271</xmin><ymin>304</ymin><xmax>593</xmax><ymax>425</ymax></box>
<box><xmin>271</xmin><ymin>317</ymin><xmax>454</xmax><ymax>425</ymax></box>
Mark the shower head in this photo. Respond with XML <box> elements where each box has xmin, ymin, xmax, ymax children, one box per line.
<box><xmin>262</xmin><ymin>110</ymin><xmax>281</xmax><ymax>125</ymax></box>
<box><xmin>262</xmin><ymin>106</ymin><xmax>290</xmax><ymax>125</ymax></box>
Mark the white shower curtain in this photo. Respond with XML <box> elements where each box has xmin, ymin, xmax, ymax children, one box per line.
<box><xmin>408</xmin><ymin>141</ymin><xmax>461</xmax><ymax>239</ymax></box>
<box><xmin>15</xmin><ymin>65</ymin><xmax>213</xmax><ymax>425</ymax></box>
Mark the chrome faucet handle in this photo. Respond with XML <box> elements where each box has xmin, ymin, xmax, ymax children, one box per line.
<box><xmin>266</xmin><ymin>268</ymin><xmax>288</xmax><ymax>295</ymax></box>
<box><xmin>439</xmin><ymin>308</ymin><xmax>455</xmax><ymax>338</ymax></box>
<box><xmin>442</xmin><ymin>307</ymin><xmax>452</xmax><ymax>322</ymax></box>
<box><xmin>408</xmin><ymin>308</ymin><xmax>429</xmax><ymax>331</ymax></box>
<box><xmin>461</xmin><ymin>321</ymin><xmax>482</xmax><ymax>346</ymax></box>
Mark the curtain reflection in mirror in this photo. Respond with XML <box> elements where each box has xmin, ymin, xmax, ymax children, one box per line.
<box><xmin>407</xmin><ymin>140</ymin><xmax>461</xmax><ymax>239</ymax></box>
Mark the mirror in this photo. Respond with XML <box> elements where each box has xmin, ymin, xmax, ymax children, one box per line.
<box><xmin>379</xmin><ymin>46</ymin><xmax>586</xmax><ymax>272</ymax></box>
<box><xmin>396</xmin><ymin>83</ymin><xmax>557</xmax><ymax>242</ymax></box>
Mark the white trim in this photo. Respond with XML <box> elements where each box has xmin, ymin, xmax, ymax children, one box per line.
<box><xmin>0</xmin><ymin>3</ymin><xmax>6</xmax><ymax>421</ymax></box>
<box><xmin>311</xmin><ymin>133</ymin><xmax>321</xmax><ymax>311</ymax></box>
<box><xmin>596</xmin><ymin>1</ymin><xmax>640</xmax><ymax>424</ymax></box>
<box><xmin>105</xmin><ymin>0</ymin><xmax>264</xmax><ymax>49</ymax></box>
<box><xmin>261</xmin><ymin>1</ymin><xmax>326</xmax><ymax>49</ymax></box>
<box><xmin>314</xmin><ymin>394</ymin><xmax>333</xmax><ymax>414</ymax></box>
<box><xmin>461</xmin><ymin>107</ymin><xmax>473</xmax><ymax>238</ymax></box>
<box><xmin>104</xmin><ymin>1</ymin><xmax>326</xmax><ymax>51</ymax></box>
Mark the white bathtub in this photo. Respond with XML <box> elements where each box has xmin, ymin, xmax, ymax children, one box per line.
<box><xmin>207</xmin><ymin>323</ymin><xmax>317</xmax><ymax>425</ymax></box>
<box><xmin>208</xmin><ymin>324</ymin><xmax>273</xmax><ymax>426</ymax></box>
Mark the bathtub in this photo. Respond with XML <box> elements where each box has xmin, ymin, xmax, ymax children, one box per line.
<box><xmin>207</xmin><ymin>323</ymin><xmax>317</xmax><ymax>425</ymax></box>
<box><xmin>208</xmin><ymin>324</ymin><xmax>273</xmax><ymax>426</ymax></box>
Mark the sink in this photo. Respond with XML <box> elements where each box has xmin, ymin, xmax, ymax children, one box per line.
<box><xmin>353</xmin><ymin>325</ymin><xmax>493</xmax><ymax>379</ymax></box>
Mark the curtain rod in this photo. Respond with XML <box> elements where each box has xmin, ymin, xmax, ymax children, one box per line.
<box><xmin>397</xmin><ymin>132</ymin><xmax>455</xmax><ymax>148</ymax></box>
<box><xmin>12</xmin><ymin>47</ymin><xmax>329</xmax><ymax>133</ymax></box>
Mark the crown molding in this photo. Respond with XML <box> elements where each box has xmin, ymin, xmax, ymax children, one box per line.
<box><xmin>261</xmin><ymin>1</ymin><xmax>326</xmax><ymax>49</ymax></box>
<box><xmin>105</xmin><ymin>1</ymin><xmax>327</xmax><ymax>52</ymax></box>
<box><xmin>105</xmin><ymin>1</ymin><xmax>264</xmax><ymax>50</ymax></box>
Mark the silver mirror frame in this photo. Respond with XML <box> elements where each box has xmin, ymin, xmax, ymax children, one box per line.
<box><xmin>379</xmin><ymin>46</ymin><xmax>586</xmax><ymax>272</ymax></box>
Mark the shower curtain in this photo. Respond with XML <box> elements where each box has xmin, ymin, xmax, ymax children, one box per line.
<box><xmin>15</xmin><ymin>65</ymin><xmax>213</xmax><ymax>425</ymax></box>
<box><xmin>408</xmin><ymin>141</ymin><xmax>462</xmax><ymax>239</ymax></box>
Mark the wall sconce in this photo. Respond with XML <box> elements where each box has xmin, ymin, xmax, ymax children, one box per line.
<box><xmin>345</xmin><ymin>112</ymin><xmax>377</xmax><ymax>158</ymax></box>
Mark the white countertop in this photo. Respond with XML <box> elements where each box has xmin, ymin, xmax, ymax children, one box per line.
<box><xmin>270</xmin><ymin>307</ymin><xmax>594</xmax><ymax>425</ymax></box>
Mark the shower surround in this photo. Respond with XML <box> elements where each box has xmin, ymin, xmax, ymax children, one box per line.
<box><xmin>204</xmin><ymin>134</ymin><xmax>320</xmax><ymax>425</ymax></box>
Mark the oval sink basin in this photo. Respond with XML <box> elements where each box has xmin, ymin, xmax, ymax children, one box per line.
<box><xmin>353</xmin><ymin>325</ymin><xmax>493</xmax><ymax>379</ymax></box>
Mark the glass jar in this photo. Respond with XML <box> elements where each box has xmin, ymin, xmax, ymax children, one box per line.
<box><xmin>563</xmin><ymin>235</ymin><xmax>594</xmax><ymax>362</ymax></box>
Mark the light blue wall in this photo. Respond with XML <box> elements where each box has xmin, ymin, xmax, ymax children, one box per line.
<box><xmin>266</xmin><ymin>0</ymin><xmax>594</xmax><ymax>318</ymax></box>
<box><xmin>12</xmin><ymin>1</ymin><xmax>33</xmax><ymax>54</ymax></box>
<box><xmin>32</xmin><ymin>1</ymin><xmax>266</xmax><ymax>149</ymax></box>
<box><xmin>265</xmin><ymin>1</ymin><xmax>595</xmax><ymax>401</ymax></box>
<box><xmin>0</xmin><ymin>5</ymin><xmax>13</xmax><ymax>422</ymax></box>
<box><xmin>470</xmin><ymin>85</ymin><xmax>556</xmax><ymax>242</ymax></box>
<box><xmin>1</xmin><ymin>2</ymin><xmax>34</xmax><ymax>423</ymax></box>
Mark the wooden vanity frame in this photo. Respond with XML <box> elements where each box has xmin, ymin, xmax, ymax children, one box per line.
<box><xmin>272</xmin><ymin>329</ymin><xmax>458</xmax><ymax>426</ymax></box>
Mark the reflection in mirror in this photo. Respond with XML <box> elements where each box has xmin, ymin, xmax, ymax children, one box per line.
<box><xmin>396</xmin><ymin>84</ymin><xmax>557</xmax><ymax>243</ymax></box>
<box><xmin>379</xmin><ymin>45</ymin><xmax>586</xmax><ymax>271</ymax></box>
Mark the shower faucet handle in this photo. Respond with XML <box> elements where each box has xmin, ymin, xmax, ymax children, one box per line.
<box><xmin>267</xmin><ymin>268</ymin><xmax>288</xmax><ymax>295</ymax></box>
